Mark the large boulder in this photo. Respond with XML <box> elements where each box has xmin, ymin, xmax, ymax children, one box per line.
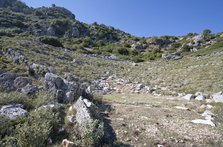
<box><xmin>0</xmin><ymin>104</ymin><xmax>28</xmax><ymax>121</ymax></box>
<box><xmin>45</xmin><ymin>73</ymin><xmax>84</xmax><ymax>103</ymax></box>
<box><xmin>13</xmin><ymin>76</ymin><xmax>32</xmax><ymax>90</ymax></box>
<box><xmin>212</xmin><ymin>91</ymin><xmax>223</xmax><ymax>103</ymax></box>
<box><xmin>75</xmin><ymin>97</ymin><xmax>95</xmax><ymax>126</ymax></box>
<box><xmin>45</xmin><ymin>73</ymin><xmax>66</xmax><ymax>92</ymax></box>
<box><xmin>0</xmin><ymin>72</ymin><xmax>16</xmax><ymax>91</ymax></box>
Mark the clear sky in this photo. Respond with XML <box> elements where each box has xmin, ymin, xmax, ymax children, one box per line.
<box><xmin>21</xmin><ymin>0</ymin><xmax>223</xmax><ymax>37</ymax></box>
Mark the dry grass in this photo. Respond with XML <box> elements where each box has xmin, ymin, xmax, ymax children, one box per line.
<box><xmin>102</xmin><ymin>94</ymin><xmax>223</xmax><ymax>147</ymax></box>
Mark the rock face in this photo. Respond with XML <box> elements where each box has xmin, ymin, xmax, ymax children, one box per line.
<box><xmin>212</xmin><ymin>91</ymin><xmax>223</xmax><ymax>103</ymax></box>
<box><xmin>0</xmin><ymin>104</ymin><xmax>28</xmax><ymax>121</ymax></box>
<box><xmin>0</xmin><ymin>72</ymin><xmax>17</xmax><ymax>91</ymax></box>
<box><xmin>45</xmin><ymin>73</ymin><xmax>84</xmax><ymax>103</ymax></box>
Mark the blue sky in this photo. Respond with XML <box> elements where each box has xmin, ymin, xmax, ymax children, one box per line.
<box><xmin>21</xmin><ymin>0</ymin><xmax>223</xmax><ymax>37</ymax></box>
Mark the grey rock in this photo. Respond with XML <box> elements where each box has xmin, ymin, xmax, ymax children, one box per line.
<box><xmin>212</xmin><ymin>91</ymin><xmax>223</xmax><ymax>103</ymax></box>
<box><xmin>64</xmin><ymin>73</ymin><xmax>80</xmax><ymax>82</ymax></box>
<box><xmin>183</xmin><ymin>94</ymin><xmax>195</xmax><ymax>100</ymax></box>
<box><xmin>65</xmin><ymin>91</ymin><xmax>75</xmax><ymax>103</ymax></box>
<box><xmin>46</xmin><ymin>26</ymin><xmax>55</xmax><ymax>36</ymax></box>
<box><xmin>0</xmin><ymin>72</ymin><xmax>16</xmax><ymax>91</ymax></box>
<box><xmin>75</xmin><ymin>97</ymin><xmax>95</xmax><ymax>126</ymax></box>
<box><xmin>55</xmin><ymin>90</ymin><xmax>66</xmax><ymax>103</ymax></box>
<box><xmin>64</xmin><ymin>27</ymin><xmax>80</xmax><ymax>38</ymax></box>
<box><xmin>0</xmin><ymin>69</ymin><xmax>5</xmax><ymax>75</ymax></box>
<box><xmin>3</xmin><ymin>48</ymin><xmax>28</xmax><ymax>64</ymax></box>
<box><xmin>0</xmin><ymin>104</ymin><xmax>28</xmax><ymax>121</ymax></box>
<box><xmin>21</xmin><ymin>84</ymin><xmax>39</xmax><ymax>95</ymax></box>
<box><xmin>162</xmin><ymin>53</ymin><xmax>182</xmax><ymax>60</ymax></box>
<box><xmin>45</xmin><ymin>73</ymin><xmax>66</xmax><ymax>92</ymax></box>
<box><xmin>13</xmin><ymin>77</ymin><xmax>32</xmax><ymax>90</ymax></box>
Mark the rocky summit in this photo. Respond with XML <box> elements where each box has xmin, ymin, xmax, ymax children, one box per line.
<box><xmin>0</xmin><ymin>0</ymin><xmax>223</xmax><ymax>147</ymax></box>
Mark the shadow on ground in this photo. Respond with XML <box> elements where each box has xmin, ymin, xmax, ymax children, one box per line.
<box><xmin>95</xmin><ymin>100</ymin><xmax>132</xmax><ymax>147</ymax></box>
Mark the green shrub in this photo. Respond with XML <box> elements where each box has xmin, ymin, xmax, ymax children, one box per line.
<box><xmin>182</xmin><ymin>44</ymin><xmax>192</xmax><ymax>52</ymax></box>
<box><xmin>116</xmin><ymin>47</ymin><xmax>130</xmax><ymax>56</ymax></box>
<box><xmin>39</xmin><ymin>37</ymin><xmax>63</xmax><ymax>47</ymax></box>
<box><xmin>82</xmin><ymin>119</ymin><xmax>104</xmax><ymax>147</ymax></box>
<box><xmin>16</xmin><ymin>108</ymin><xmax>62</xmax><ymax>147</ymax></box>
<box><xmin>143</xmin><ymin>49</ymin><xmax>163</xmax><ymax>60</ymax></box>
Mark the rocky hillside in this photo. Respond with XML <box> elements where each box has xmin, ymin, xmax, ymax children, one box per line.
<box><xmin>1</xmin><ymin>0</ymin><xmax>223</xmax><ymax>147</ymax></box>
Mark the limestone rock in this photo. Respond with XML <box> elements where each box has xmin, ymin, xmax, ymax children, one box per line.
<box><xmin>0</xmin><ymin>72</ymin><xmax>16</xmax><ymax>91</ymax></box>
<box><xmin>21</xmin><ymin>84</ymin><xmax>39</xmax><ymax>95</ymax></box>
<box><xmin>0</xmin><ymin>104</ymin><xmax>28</xmax><ymax>121</ymax></box>
<box><xmin>183</xmin><ymin>94</ymin><xmax>195</xmax><ymax>100</ymax></box>
<box><xmin>191</xmin><ymin>119</ymin><xmax>215</xmax><ymax>127</ymax></box>
<box><xmin>162</xmin><ymin>53</ymin><xmax>182</xmax><ymax>60</ymax></box>
<box><xmin>3</xmin><ymin>48</ymin><xmax>28</xmax><ymax>64</ymax></box>
<box><xmin>195</xmin><ymin>95</ymin><xmax>206</xmax><ymax>101</ymax></box>
<box><xmin>212</xmin><ymin>91</ymin><xmax>223</xmax><ymax>103</ymax></box>
<box><xmin>45</xmin><ymin>73</ymin><xmax>66</xmax><ymax>92</ymax></box>
<box><xmin>13</xmin><ymin>76</ymin><xmax>32</xmax><ymax>90</ymax></box>
<box><xmin>75</xmin><ymin>97</ymin><xmax>95</xmax><ymax>126</ymax></box>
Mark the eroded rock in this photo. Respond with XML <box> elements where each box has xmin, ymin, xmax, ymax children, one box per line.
<box><xmin>212</xmin><ymin>91</ymin><xmax>223</xmax><ymax>103</ymax></box>
<box><xmin>0</xmin><ymin>104</ymin><xmax>28</xmax><ymax>121</ymax></box>
<box><xmin>0</xmin><ymin>72</ymin><xmax>16</xmax><ymax>91</ymax></box>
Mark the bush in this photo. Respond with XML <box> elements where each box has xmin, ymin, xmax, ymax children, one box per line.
<box><xmin>203</xmin><ymin>29</ymin><xmax>212</xmax><ymax>36</ymax></box>
<box><xmin>116</xmin><ymin>47</ymin><xmax>129</xmax><ymax>56</ymax></box>
<box><xmin>181</xmin><ymin>44</ymin><xmax>192</xmax><ymax>52</ymax></box>
<box><xmin>81</xmin><ymin>119</ymin><xmax>104</xmax><ymax>147</ymax></box>
<box><xmin>16</xmin><ymin>108</ymin><xmax>62</xmax><ymax>147</ymax></box>
<box><xmin>39</xmin><ymin>37</ymin><xmax>63</xmax><ymax>47</ymax></box>
<box><xmin>143</xmin><ymin>49</ymin><xmax>163</xmax><ymax>60</ymax></box>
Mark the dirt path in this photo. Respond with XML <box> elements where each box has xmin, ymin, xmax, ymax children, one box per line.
<box><xmin>102</xmin><ymin>94</ymin><xmax>223</xmax><ymax>147</ymax></box>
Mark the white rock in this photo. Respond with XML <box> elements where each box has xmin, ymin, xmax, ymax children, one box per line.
<box><xmin>191</xmin><ymin>119</ymin><xmax>215</xmax><ymax>127</ymax></box>
<box><xmin>202</xmin><ymin>110</ymin><xmax>214</xmax><ymax>120</ymax></box>
<box><xmin>175</xmin><ymin>106</ymin><xmax>189</xmax><ymax>110</ymax></box>
<box><xmin>206</xmin><ymin>104</ymin><xmax>213</xmax><ymax>109</ymax></box>
<box><xmin>178</xmin><ymin>93</ymin><xmax>186</xmax><ymax>97</ymax></box>
<box><xmin>183</xmin><ymin>94</ymin><xmax>194</xmax><ymax>100</ymax></box>
<box><xmin>212</xmin><ymin>91</ymin><xmax>223</xmax><ymax>103</ymax></box>
<box><xmin>195</xmin><ymin>95</ymin><xmax>205</xmax><ymax>101</ymax></box>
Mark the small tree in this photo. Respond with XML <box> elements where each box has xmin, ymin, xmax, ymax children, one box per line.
<box><xmin>202</xmin><ymin>29</ymin><xmax>212</xmax><ymax>36</ymax></box>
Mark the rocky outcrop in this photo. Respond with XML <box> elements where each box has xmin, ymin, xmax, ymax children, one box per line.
<box><xmin>0</xmin><ymin>72</ymin><xmax>17</xmax><ymax>91</ymax></box>
<box><xmin>0</xmin><ymin>104</ymin><xmax>28</xmax><ymax>121</ymax></box>
<box><xmin>92</xmin><ymin>76</ymin><xmax>153</xmax><ymax>94</ymax></box>
<box><xmin>75</xmin><ymin>97</ymin><xmax>95</xmax><ymax>126</ymax></box>
<box><xmin>44</xmin><ymin>73</ymin><xmax>85</xmax><ymax>103</ymax></box>
<box><xmin>3</xmin><ymin>48</ymin><xmax>28</xmax><ymax>64</ymax></box>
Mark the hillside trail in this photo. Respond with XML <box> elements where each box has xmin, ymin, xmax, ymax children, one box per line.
<box><xmin>101</xmin><ymin>94</ymin><xmax>223</xmax><ymax>147</ymax></box>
